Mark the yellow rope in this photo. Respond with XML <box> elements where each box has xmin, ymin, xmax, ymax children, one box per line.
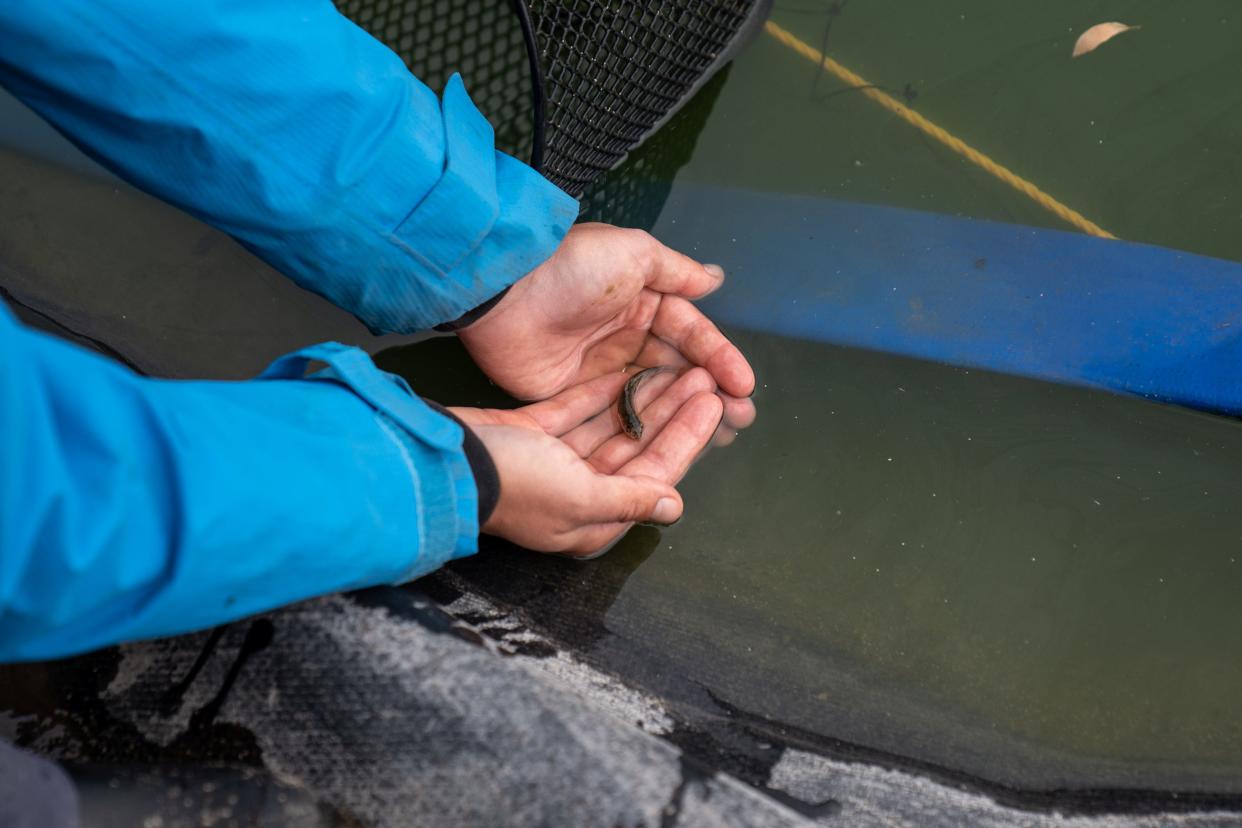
<box><xmin>763</xmin><ymin>20</ymin><xmax>1117</xmax><ymax>240</ymax></box>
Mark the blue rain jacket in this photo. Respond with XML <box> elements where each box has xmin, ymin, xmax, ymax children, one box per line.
<box><xmin>0</xmin><ymin>0</ymin><xmax>578</xmax><ymax>661</ymax></box>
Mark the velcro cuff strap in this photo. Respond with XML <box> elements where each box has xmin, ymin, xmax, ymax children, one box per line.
<box><xmin>259</xmin><ymin>342</ymin><xmax>461</xmax><ymax>453</ymax></box>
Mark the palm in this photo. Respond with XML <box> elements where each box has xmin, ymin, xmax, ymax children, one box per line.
<box><xmin>457</xmin><ymin>223</ymin><xmax>755</xmax><ymax>404</ymax></box>
<box><xmin>451</xmin><ymin>368</ymin><xmax>725</xmax><ymax>554</ymax></box>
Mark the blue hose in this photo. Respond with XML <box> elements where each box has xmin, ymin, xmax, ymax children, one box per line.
<box><xmin>654</xmin><ymin>185</ymin><xmax>1242</xmax><ymax>414</ymax></box>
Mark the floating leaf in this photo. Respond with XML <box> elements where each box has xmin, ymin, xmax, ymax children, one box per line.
<box><xmin>1072</xmin><ymin>22</ymin><xmax>1139</xmax><ymax>58</ymax></box>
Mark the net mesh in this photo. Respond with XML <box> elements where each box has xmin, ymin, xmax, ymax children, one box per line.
<box><xmin>334</xmin><ymin>0</ymin><xmax>766</xmax><ymax>198</ymax></box>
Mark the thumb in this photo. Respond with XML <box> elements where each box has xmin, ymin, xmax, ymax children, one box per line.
<box><xmin>592</xmin><ymin>473</ymin><xmax>684</xmax><ymax>526</ymax></box>
<box><xmin>641</xmin><ymin>235</ymin><xmax>726</xmax><ymax>300</ymax></box>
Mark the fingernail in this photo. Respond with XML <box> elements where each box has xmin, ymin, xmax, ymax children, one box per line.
<box><xmin>652</xmin><ymin>497</ymin><xmax>681</xmax><ymax>525</ymax></box>
<box><xmin>704</xmin><ymin>263</ymin><xmax>725</xmax><ymax>280</ymax></box>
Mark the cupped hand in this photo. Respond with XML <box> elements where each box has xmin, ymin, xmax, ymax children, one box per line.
<box><xmin>451</xmin><ymin>367</ymin><xmax>724</xmax><ymax>556</ymax></box>
<box><xmin>456</xmin><ymin>223</ymin><xmax>756</xmax><ymax>430</ymax></box>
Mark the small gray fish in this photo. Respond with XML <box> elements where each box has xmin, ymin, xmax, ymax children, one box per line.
<box><xmin>618</xmin><ymin>367</ymin><xmax>665</xmax><ymax>440</ymax></box>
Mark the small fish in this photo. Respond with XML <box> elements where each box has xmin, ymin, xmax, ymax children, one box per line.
<box><xmin>1072</xmin><ymin>22</ymin><xmax>1139</xmax><ymax>58</ymax></box>
<box><xmin>618</xmin><ymin>367</ymin><xmax>664</xmax><ymax>440</ymax></box>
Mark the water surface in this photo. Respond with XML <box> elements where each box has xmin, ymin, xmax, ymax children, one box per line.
<box><xmin>407</xmin><ymin>1</ymin><xmax>1242</xmax><ymax>794</ymax></box>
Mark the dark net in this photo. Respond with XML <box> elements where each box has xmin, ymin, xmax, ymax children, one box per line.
<box><xmin>578</xmin><ymin>64</ymin><xmax>733</xmax><ymax>230</ymax></box>
<box><xmin>529</xmin><ymin>0</ymin><xmax>758</xmax><ymax>196</ymax></box>
<box><xmin>334</xmin><ymin>0</ymin><xmax>768</xmax><ymax>198</ymax></box>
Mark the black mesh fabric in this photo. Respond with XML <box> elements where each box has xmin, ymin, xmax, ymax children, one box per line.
<box><xmin>577</xmin><ymin>64</ymin><xmax>732</xmax><ymax>231</ymax></box>
<box><xmin>528</xmin><ymin>1</ymin><xmax>758</xmax><ymax>196</ymax></box>
<box><xmin>334</xmin><ymin>0</ymin><xmax>768</xmax><ymax>198</ymax></box>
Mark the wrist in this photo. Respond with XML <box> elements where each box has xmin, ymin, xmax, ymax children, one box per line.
<box><xmin>433</xmin><ymin>286</ymin><xmax>510</xmax><ymax>332</ymax></box>
<box><xmin>424</xmin><ymin>401</ymin><xmax>500</xmax><ymax>526</ymax></box>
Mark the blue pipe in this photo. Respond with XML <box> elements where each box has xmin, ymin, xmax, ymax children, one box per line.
<box><xmin>653</xmin><ymin>185</ymin><xmax>1242</xmax><ymax>414</ymax></box>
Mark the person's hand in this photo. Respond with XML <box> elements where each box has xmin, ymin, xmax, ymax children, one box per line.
<box><xmin>451</xmin><ymin>367</ymin><xmax>724</xmax><ymax>556</ymax></box>
<box><xmin>456</xmin><ymin>223</ymin><xmax>756</xmax><ymax>432</ymax></box>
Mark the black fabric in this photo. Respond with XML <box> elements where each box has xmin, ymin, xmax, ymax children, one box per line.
<box><xmin>425</xmin><ymin>400</ymin><xmax>501</xmax><ymax>526</ymax></box>
<box><xmin>433</xmin><ymin>286</ymin><xmax>510</xmax><ymax>332</ymax></box>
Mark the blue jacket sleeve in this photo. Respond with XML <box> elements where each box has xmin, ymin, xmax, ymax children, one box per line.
<box><xmin>0</xmin><ymin>0</ymin><xmax>579</xmax><ymax>333</ymax></box>
<box><xmin>0</xmin><ymin>306</ymin><xmax>478</xmax><ymax>662</ymax></box>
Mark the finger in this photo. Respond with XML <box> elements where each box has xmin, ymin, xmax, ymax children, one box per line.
<box><xmin>559</xmin><ymin>525</ymin><xmax>631</xmax><ymax>560</ymax></box>
<box><xmin>560</xmin><ymin>367</ymin><xmax>685</xmax><ymax>457</ymax></box>
<box><xmin>586</xmin><ymin>472</ymin><xmax>683</xmax><ymax>526</ymax></box>
<box><xmin>652</xmin><ymin>296</ymin><xmax>756</xmax><ymax>398</ymax></box>
<box><xmin>587</xmin><ymin>368</ymin><xmax>718</xmax><ymax>474</ymax></box>
<box><xmin>518</xmin><ymin>371</ymin><xmax>630</xmax><ymax>436</ymax></box>
<box><xmin>638</xmin><ymin>232</ymin><xmax>726</xmax><ymax>300</ymax></box>
<box><xmin>618</xmin><ymin>391</ymin><xmax>724</xmax><ymax>485</ymax></box>
<box><xmin>720</xmin><ymin>393</ymin><xmax>757</xmax><ymax>430</ymax></box>
<box><xmin>556</xmin><ymin>474</ymin><xmax>683</xmax><ymax>555</ymax></box>
<box><xmin>572</xmin><ymin>367</ymin><xmax>715</xmax><ymax>467</ymax></box>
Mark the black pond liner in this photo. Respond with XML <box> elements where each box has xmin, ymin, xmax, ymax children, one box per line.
<box><xmin>425</xmin><ymin>546</ymin><xmax>1242</xmax><ymax>818</ymax></box>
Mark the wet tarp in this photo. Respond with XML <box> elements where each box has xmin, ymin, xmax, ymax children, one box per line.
<box><xmin>4</xmin><ymin>90</ymin><xmax>1242</xmax><ymax>826</ymax></box>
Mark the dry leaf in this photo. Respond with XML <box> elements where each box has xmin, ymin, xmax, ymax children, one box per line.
<box><xmin>1072</xmin><ymin>22</ymin><xmax>1139</xmax><ymax>57</ymax></box>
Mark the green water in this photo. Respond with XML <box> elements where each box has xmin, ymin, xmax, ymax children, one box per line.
<box><xmin>530</xmin><ymin>1</ymin><xmax>1242</xmax><ymax>792</ymax></box>
<box><xmin>605</xmin><ymin>333</ymin><xmax>1242</xmax><ymax>790</ymax></box>
<box><xmin>385</xmin><ymin>331</ymin><xmax>1242</xmax><ymax>791</ymax></box>
<box><xmin>678</xmin><ymin>0</ymin><xmax>1242</xmax><ymax>262</ymax></box>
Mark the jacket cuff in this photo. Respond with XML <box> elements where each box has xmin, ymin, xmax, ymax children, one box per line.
<box><xmin>370</xmin><ymin>75</ymin><xmax>578</xmax><ymax>332</ymax></box>
<box><xmin>259</xmin><ymin>342</ymin><xmax>480</xmax><ymax>577</ymax></box>
<box><xmin>422</xmin><ymin>401</ymin><xmax>500</xmax><ymax>526</ymax></box>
